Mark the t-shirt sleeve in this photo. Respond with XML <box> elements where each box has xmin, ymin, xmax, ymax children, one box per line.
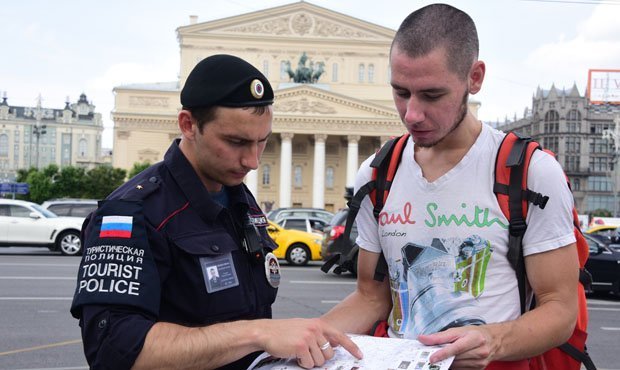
<box><xmin>522</xmin><ymin>150</ymin><xmax>576</xmax><ymax>256</ymax></box>
<box><xmin>354</xmin><ymin>155</ymin><xmax>383</xmax><ymax>254</ymax></box>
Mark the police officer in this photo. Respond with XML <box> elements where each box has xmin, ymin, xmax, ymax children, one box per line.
<box><xmin>71</xmin><ymin>54</ymin><xmax>362</xmax><ymax>370</ymax></box>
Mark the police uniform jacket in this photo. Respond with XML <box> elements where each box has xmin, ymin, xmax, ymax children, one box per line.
<box><xmin>70</xmin><ymin>139</ymin><xmax>278</xmax><ymax>370</ymax></box>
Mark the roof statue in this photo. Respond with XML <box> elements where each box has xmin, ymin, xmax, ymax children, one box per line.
<box><xmin>285</xmin><ymin>52</ymin><xmax>325</xmax><ymax>84</ymax></box>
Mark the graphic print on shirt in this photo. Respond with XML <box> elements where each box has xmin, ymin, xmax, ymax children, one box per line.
<box><xmin>379</xmin><ymin>201</ymin><xmax>507</xmax><ymax>338</ymax></box>
<box><xmin>388</xmin><ymin>235</ymin><xmax>492</xmax><ymax>337</ymax></box>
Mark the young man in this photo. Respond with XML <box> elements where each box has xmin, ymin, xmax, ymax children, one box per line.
<box><xmin>322</xmin><ymin>4</ymin><xmax>578</xmax><ymax>370</ymax></box>
<box><xmin>71</xmin><ymin>54</ymin><xmax>361</xmax><ymax>370</ymax></box>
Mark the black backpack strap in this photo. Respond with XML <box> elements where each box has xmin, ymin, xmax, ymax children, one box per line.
<box><xmin>558</xmin><ymin>343</ymin><xmax>597</xmax><ymax>370</ymax></box>
<box><xmin>503</xmin><ymin>133</ymin><xmax>533</xmax><ymax>314</ymax></box>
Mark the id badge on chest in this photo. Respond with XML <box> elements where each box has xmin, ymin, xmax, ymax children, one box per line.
<box><xmin>199</xmin><ymin>253</ymin><xmax>239</xmax><ymax>293</ymax></box>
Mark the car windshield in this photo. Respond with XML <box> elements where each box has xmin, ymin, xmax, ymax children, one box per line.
<box><xmin>32</xmin><ymin>204</ymin><xmax>58</xmax><ymax>218</ymax></box>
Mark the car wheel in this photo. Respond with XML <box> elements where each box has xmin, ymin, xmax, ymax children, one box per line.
<box><xmin>57</xmin><ymin>231</ymin><xmax>82</xmax><ymax>256</ymax></box>
<box><xmin>286</xmin><ymin>243</ymin><xmax>310</xmax><ymax>266</ymax></box>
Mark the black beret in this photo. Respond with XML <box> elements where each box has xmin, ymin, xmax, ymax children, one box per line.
<box><xmin>181</xmin><ymin>54</ymin><xmax>274</xmax><ymax>108</ymax></box>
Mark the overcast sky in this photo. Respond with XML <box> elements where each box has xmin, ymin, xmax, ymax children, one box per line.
<box><xmin>1</xmin><ymin>0</ymin><xmax>619</xmax><ymax>148</ymax></box>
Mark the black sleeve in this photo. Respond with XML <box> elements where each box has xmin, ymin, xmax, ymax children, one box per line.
<box><xmin>80</xmin><ymin>305</ymin><xmax>155</xmax><ymax>370</ymax></box>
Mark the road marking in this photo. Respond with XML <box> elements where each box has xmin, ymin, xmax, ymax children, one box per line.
<box><xmin>588</xmin><ymin>307</ymin><xmax>620</xmax><ymax>312</ymax></box>
<box><xmin>0</xmin><ymin>339</ymin><xmax>82</xmax><ymax>356</ymax></box>
<box><xmin>601</xmin><ymin>327</ymin><xmax>620</xmax><ymax>331</ymax></box>
<box><xmin>587</xmin><ymin>299</ymin><xmax>620</xmax><ymax>306</ymax></box>
<box><xmin>10</xmin><ymin>367</ymin><xmax>87</xmax><ymax>370</ymax></box>
<box><xmin>289</xmin><ymin>280</ymin><xmax>356</xmax><ymax>285</ymax></box>
<box><xmin>0</xmin><ymin>297</ymin><xmax>72</xmax><ymax>300</ymax></box>
<box><xmin>0</xmin><ymin>263</ymin><xmax>77</xmax><ymax>267</ymax></box>
<box><xmin>321</xmin><ymin>300</ymin><xmax>341</xmax><ymax>304</ymax></box>
<box><xmin>0</xmin><ymin>276</ymin><xmax>74</xmax><ymax>280</ymax></box>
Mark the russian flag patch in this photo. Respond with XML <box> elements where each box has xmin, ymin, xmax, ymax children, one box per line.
<box><xmin>100</xmin><ymin>215</ymin><xmax>133</xmax><ymax>238</ymax></box>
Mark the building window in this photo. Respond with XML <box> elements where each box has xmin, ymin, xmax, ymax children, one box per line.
<box><xmin>589</xmin><ymin>156</ymin><xmax>609</xmax><ymax>172</ymax></box>
<box><xmin>262</xmin><ymin>165</ymin><xmax>270</xmax><ymax>185</ymax></box>
<box><xmin>332</xmin><ymin>63</ymin><xmax>338</xmax><ymax>82</ymax></box>
<box><xmin>590</xmin><ymin>138</ymin><xmax>611</xmax><ymax>154</ymax></box>
<box><xmin>0</xmin><ymin>134</ymin><xmax>8</xmax><ymax>157</ymax></box>
<box><xmin>78</xmin><ymin>139</ymin><xmax>88</xmax><ymax>157</ymax></box>
<box><xmin>326</xmin><ymin>166</ymin><xmax>334</xmax><ymax>189</ymax></box>
<box><xmin>572</xmin><ymin>178</ymin><xmax>580</xmax><ymax>191</ymax></box>
<box><xmin>368</xmin><ymin>64</ymin><xmax>374</xmax><ymax>83</ymax></box>
<box><xmin>566</xmin><ymin>137</ymin><xmax>580</xmax><ymax>153</ymax></box>
<box><xmin>263</xmin><ymin>60</ymin><xmax>269</xmax><ymax>78</ymax></box>
<box><xmin>564</xmin><ymin>155</ymin><xmax>580</xmax><ymax>172</ymax></box>
<box><xmin>358</xmin><ymin>64</ymin><xmax>365</xmax><ymax>82</ymax></box>
<box><xmin>543</xmin><ymin>136</ymin><xmax>559</xmax><ymax>153</ymax></box>
<box><xmin>588</xmin><ymin>176</ymin><xmax>613</xmax><ymax>192</ymax></box>
<box><xmin>586</xmin><ymin>194</ymin><xmax>614</xmax><ymax>213</ymax></box>
<box><xmin>544</xmin><ymin>110</ymin><xmax>559</xmax><ymax>133</ymax></box>
<box><xmin>567</xmin><ymin>109</ymin><xmax>581</xmax><ymax>132</ymax></box>
<box><xmin>294</xmin><ymin>165</ymin><xmax>303</xmax><ymax>188</ymax></box>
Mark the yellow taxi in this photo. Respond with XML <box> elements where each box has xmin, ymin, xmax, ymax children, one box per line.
<box><xmin>585</xmin><ymin>224</ymin><xmax>618</xmax><ymax>243</ymax></box>
<box><xmin>267</xmin><ymin>221</ymin><xmax>322</xmax><ymax>266</ymax></box>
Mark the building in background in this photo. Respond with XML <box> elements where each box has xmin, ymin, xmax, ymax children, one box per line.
<box><xmin>0</xmin><ymin>92</ymin><xmax>104</xmax><ymax>182</ymax></box>
<box><xmin>112</xmin><ymin>1</ymin><xmax>481</xmax><ymax>211</ymax></box>
<box><xmin>497</xmin><ymin>70</ymin><xmax>620</xmax><ymax>215</ymax></box>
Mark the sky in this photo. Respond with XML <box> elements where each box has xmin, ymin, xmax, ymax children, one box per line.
<box><xmin>1</xmin><ymin>0</ymin><xmax>619</xmax><ymax>149</ymax></box>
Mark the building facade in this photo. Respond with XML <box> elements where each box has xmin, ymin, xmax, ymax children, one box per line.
<box><xmin>0</xmin><ymin>93</ymin><xmax>104</xmax><ymax>182</ymax></box>
<box><xmin>112</xmin><ymin>2</ymin><xmax>481</xmax><ymax>211</ymax></box>
<box><xmin>497</xmin><ymin>84</ymin><xmax>620</xmax><ymax>215</ymax></box>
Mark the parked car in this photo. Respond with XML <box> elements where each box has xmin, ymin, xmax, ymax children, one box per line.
<box><xmin>0</xmin><ymin>199</ymin><xmax>84</xmax><ymax>256</ymax></box>
<box><xmin>267</xmin><ymin>221</ymin><xmax>322</xmax><ymax>266</ymax></box>
<box><xmin>321</xmin><ymin>207</ymin><xmax>358</xmax><ymax>275</ymax></box>
<box><xmin>584</xmin><ymin>233</ymin><xmax>620</xmax><ymax>295</ymax></box>
<box><xmin>41</xmin><ymin>198</ymin><xmax>98</xmax><ymax>218</ymax></box>
<box><xmin>267</xmin><ymin>207</ymin><xmax>334</xmax><ymax>224</ymax></box>
<box><xmin>277</xmin><ymin>216</ymin><xmax>329</xmax><ymax>235</ymax></box>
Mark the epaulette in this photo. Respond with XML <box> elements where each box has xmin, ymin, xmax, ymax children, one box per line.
<box><xmin>120</xmin><ymin>176</ymin><xmax>161</xmax><ymax>201</ymax></box>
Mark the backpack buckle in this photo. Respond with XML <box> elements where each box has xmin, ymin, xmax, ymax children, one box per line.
<box><xmin>509</xmin><ymin>218</ymin><xmax>527</xmax><ymax>237</ymax></box>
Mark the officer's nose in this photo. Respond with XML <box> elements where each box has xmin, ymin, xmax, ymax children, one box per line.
<box><xmin>241</xmin><ymin>144</ymin><xmax>260</xmax><ymax>170</ymax></box>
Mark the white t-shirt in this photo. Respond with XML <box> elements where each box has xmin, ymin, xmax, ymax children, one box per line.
<box><xmin>354</xmin><ymin>123</ymin><xmax>575</xmax><ymax>338</ymax></box>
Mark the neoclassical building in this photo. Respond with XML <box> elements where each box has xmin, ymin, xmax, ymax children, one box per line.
<box><xmin>0</xmin><ymin>93</ymin><xmax>104</xmax><ymax>181</ymax></box>
<box><xmin>112</xmin><ymin>2</ymin><xmax>480</xmax><ymax>211</ymax></box>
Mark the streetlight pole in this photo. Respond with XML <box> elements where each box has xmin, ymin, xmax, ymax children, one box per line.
<box><xmin>32</xmin><ymin>95</ymin><xmax>46</xmax><ymax>169</ymax></box>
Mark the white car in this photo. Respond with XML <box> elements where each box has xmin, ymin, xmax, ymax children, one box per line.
<box><xmin>0</xmin><ymin>199</ymin><xmax>84</xmax><ymax>256</ymax></box>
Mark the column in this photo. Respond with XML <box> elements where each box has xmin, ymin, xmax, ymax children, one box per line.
<box><xmin>346</xmin><ymin>135</ymin><xmax>360</xmax><ymax>188</ymax></box>
<box><xmin>245</xmin><ymin>169</ymin><xmax>258</xmax><ymax>199</ymax></box>
<box><xmin>279</xmin><ymin>132</ymin><xmax>294</xmax><ymax>208</ymax></box>
<box><xmin>312</xmin><ymin>134</ymin><xmax>327</xmax><ymax>208</ymax></box>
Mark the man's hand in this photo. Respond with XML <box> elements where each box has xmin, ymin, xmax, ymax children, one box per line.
<box><xmin>257</xmin><ymin>318</ymin><xmax>363</xmax><ymax>368</ymax></box>
<box><xmin>418</xmin><ymin>326</ymin><xmax>496</xmax><ymax>370</ymax></box>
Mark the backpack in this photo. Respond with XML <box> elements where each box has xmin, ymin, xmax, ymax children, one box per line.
<box><xmin>321</xmin><ymin>131</ymin><xmax>596</xmax><ymax>370</ymax></box>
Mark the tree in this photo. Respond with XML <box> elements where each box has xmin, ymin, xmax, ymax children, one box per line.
<box><xmin>83</xmin><ymin>166</ymin><xmax>126</xmax><ymax>199</ymax></box>
<box><xmin>128</xmin><ymin>161</ymin><xmax>151</xmax><ymax>180</ymax></box>
<box><xmin>590</xmin><ymin>208</ymin><xmax>612</xmax><ymax>217</ymax></box>
<box><xmin>25</xmin><ymin>170</ymin><xmax>54</xmax><ymax>204</ymax></box>
<box><xmin>53</xmin><ymin>166</ymin><xmax>87</xmax><ymax>198</ymax></box>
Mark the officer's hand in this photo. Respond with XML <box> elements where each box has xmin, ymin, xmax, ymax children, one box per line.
<box><xmin>417</xmin><ymin>326</ymin><xmax>496</xmax><ymax>370</ymax></box>
<box><xmin>258</xmin><ymin>318</ymin><xmax>363</xmax><ymax>368</ymax></box>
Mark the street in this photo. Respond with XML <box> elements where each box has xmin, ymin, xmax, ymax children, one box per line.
<box><xmin>0</xmin><ymin>249</ymin><xmax>619</xmax><ymax>370</ymax></box>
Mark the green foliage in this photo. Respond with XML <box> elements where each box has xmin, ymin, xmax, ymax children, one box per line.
<box><xmin>83</xmin><ymin>166</ymin><xmax>127</xmax><ymax>199</ymax></box>
<box><xmin>12</xmin><ymin>164</ymin><xmax>127</xmax><ymax>203</ymax></box>
<box><xmin>128</xmin><ymin>161</ymin><xmax>151</xmax><ymax>180</ymax></box>
<box><xmin>590</xmin><ymin>208</ymin><xmax>612</xmax><ymax>217</ymax></box>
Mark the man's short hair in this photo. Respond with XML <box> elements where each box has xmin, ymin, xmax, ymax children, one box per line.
<box><xmin>392</xmin><ymin>4</ymin><xmax>479</xmax><ymax>79</ymax></box>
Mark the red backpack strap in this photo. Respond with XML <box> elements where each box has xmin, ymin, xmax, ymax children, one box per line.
<box><xmin>494</xmin><ymin>131</ymin><xmax>547</xmax><ymax>314</ymax></box>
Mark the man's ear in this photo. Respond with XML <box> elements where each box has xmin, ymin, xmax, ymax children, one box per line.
<box><xmin>468</xmin><ymin>60</ymin><xmax>486</xmax><ymax>95</ymax></box>
<box><xmin>178</xmin><ymin>110</ymin><xmax>196</xmax><ymax>140</ymax></box>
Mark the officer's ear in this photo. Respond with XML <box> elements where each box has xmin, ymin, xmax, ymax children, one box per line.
<box><xmin>178</xmin><ymin>110</ymin><xmax>197</xmax><ymax>140</ymax></box>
